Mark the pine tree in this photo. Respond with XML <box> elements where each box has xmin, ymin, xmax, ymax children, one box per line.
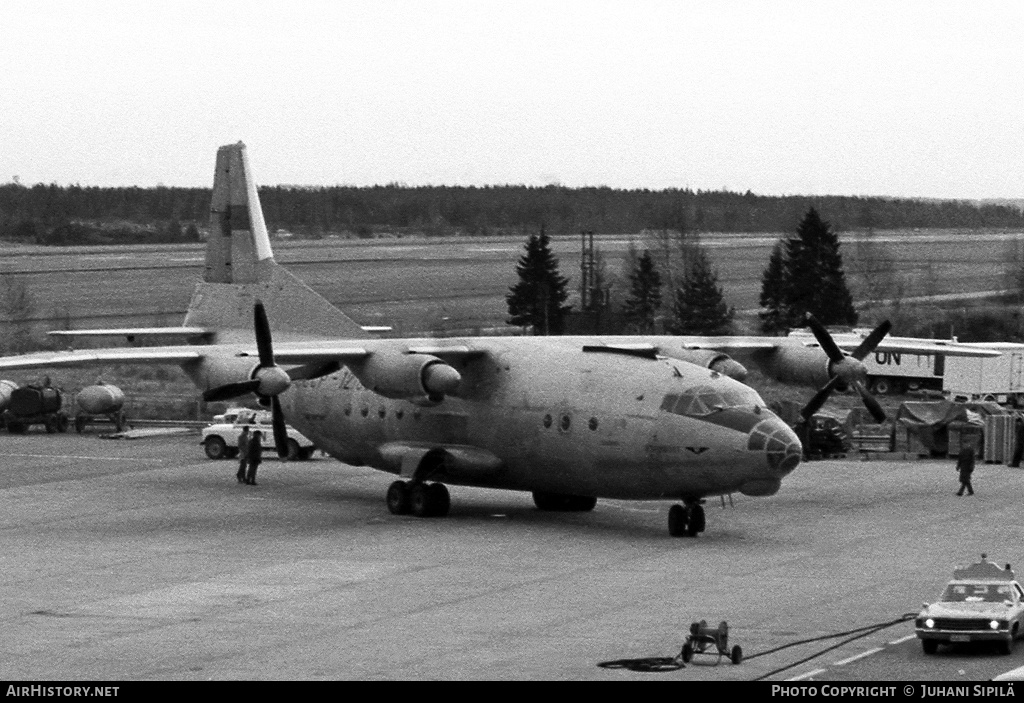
<box><xmin>506</xmin><ymin>225</ymin><xmax>572</xmax><ymax>334</ymax></box>
<box><xmin>758</xmin><ymin>241</ymin><xmax>788</xmax><ymax>334</ymax></box>
<box><xmin>783</xmin><ymin>207</ymin><xmax>858</xmax><ymax>328</ymax></box>
<box><xmin>622</xmin><ymin>250</ymin><xmax>662</xmax><ymax>333</ymax></box>
<box><xmin>667</xmin><ymin>247</ymin><xmax>734</xmax><ymax>335</ymax></box>
<box><xmin>758</xmin><ymin>207</ymin><xmax>858</xmax><ymax>332</ymax></box>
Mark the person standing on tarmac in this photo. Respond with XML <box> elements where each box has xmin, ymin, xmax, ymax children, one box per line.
<box><xmin>245</xmin><ymin>430</ymin><xmax>263</xmax><ymax>485</ymax></box>
<box><xmin>236</xmin><ymin>426</ymin><xmax>250</xmax><ymax>484</ymax></box>
<box><xmin>956</xmin><ymin>444</ymin><xmax>976</xmax><ymax>496</ymax></box>
<box><xmin>1010</xmin><ymin>415</ymin><xmax>1024</xmax><ymax>467</ymax></box>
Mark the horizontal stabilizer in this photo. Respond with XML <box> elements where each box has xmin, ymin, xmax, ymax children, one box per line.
<box><xmin>49</xmin><ymin>327</ymin><xmax>214</xmax><ymax>340</ymax></box>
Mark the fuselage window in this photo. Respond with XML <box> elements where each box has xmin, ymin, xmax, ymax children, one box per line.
<box><xmin>589</xmin><ymin>417</ymin><xmax>598</xmax><ymax>431</ymax></box>
<box><xmin>543</xmin><ymin>414</ymin><xmax>553</xmax><ymax>429</ymax></box>
<box><xmin>378</xmin><ymin>407</ymin><xmax>386</xmax><ymax>419</ymax></box>
<box><xmin>360</xmin><ymin>407</ymin><xmax>369</xmax><ymax>418</ymax></box>
<box><xmin>560</xmin><ymin>415</ymin><xmax>571</xmax><ymax>431</ymax></box>
<box><xmin>396</xmin><ymin>408</ymin><xmax>404</xmax><ymax>420</ymax></box>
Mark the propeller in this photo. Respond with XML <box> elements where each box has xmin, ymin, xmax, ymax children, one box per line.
<box><xmin>202</xmin><ymin>300</ymin><xmax>291</xmax><ymax>458</ymax></box>
<box><xmin>800</xmin><ymin>314</ymin><xmax>892</xmax><ymax>424</ymax></box>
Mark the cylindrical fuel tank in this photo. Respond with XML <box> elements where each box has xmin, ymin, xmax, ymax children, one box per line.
<box><xmin>9</xmin><ymin>385</ymin><xmax>62</xmax><ymax>416</ymax></box>
<box><xmin>0</xmin><ymin>380</ymin><xmax>17</xmax><ymax>412</ymax></box>
<box><xmin>76</xmin><ymin>384</ymin><xmax>126</xmax><ymax>414</ymax></box>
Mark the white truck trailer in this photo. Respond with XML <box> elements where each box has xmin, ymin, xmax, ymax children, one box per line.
<box><xmin>943</xmin><ymin>342</ymin><xmax>1024</xmax><ymax>405</ymax></box>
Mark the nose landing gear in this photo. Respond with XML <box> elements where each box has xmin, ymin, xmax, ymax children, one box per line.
<box><xmin>668</xmin><ymin>500</ymin><xmax>706</xmax><ymax>537</ymax></box>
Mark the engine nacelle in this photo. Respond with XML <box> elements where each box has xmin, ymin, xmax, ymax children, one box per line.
<box><xmin>194</xmin><ymin>357</ymin><xmax>262</xmax><ymax>395</ymax></box>
<box><xmin>350</xmin><ymin>352</ymin><xmax>461</xmax><ymax>401</ymax></box>
<box><xmin>76</xmin><ymin>384</ymin><xmax>126</xmax><ymax>414</ymax></box>
<box><xmin>670</xmin><ymin>349</ymin><xmax>748</xmax><ymax>382</ymax></box>
<box><xmin>757</xmin><ymin>345</ymin><xmax>832</xmax><ymax>388</ymax></box>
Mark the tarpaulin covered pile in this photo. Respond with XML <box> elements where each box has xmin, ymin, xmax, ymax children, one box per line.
<box><xmin>895</xmin><ymin>400</ymin><xmax>984</xmax><ymax>456</ymax></box>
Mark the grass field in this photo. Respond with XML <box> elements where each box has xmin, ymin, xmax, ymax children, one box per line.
<box><xmin>0</xmin><ymin>229</ymin><xmax>1021</xmax><ymax>421</ymax></box>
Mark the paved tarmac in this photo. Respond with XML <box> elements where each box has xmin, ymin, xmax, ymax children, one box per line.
<box><xmin>3</xmin><ymin>432</ymin><xmax>1024</xmax><ymax>681</ymax></box>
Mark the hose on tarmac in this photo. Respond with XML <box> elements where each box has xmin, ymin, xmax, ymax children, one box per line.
<box><xmin>597</xmin><ymin>613</ymin><xmax>917</xmax><ymax>676</ymax></box>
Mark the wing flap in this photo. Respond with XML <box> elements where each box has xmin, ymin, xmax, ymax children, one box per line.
<box><xmin>0</xmin><ymin>348</ymin><xmax>203</xmax><ymax>370</ymax></box>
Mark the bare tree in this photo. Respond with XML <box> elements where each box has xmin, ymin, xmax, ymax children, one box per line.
<box><xmin>1</xmin><ymin>273</ymin><xmax>36</xmax><ymax>353</ymax></box>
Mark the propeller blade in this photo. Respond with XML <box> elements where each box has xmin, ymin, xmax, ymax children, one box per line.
<box><xmin>853</xmin><ymin>381</ymin><xmax>888</xmax><ymax>423</ymax></box>
<box><xmin>801</xmin><ymin>376</ymin><xmax>841</xmax><ymax>421</ymax></box>
<box><xmin>271</xmin><ymin>396</ymin><xmax>289</xmax><ymax>459</ymax></box>
<box><xmin>254</xmin><ymin>300</ymin><xmax>275</xmax><ymax>368</ymax></box>
<box><xmin>203</xmin><ymin>379</ymin><xmax>261</xmax><ymax>402</ymax></box>
<box><xmin>804</xmin><ymin>313</ymin><xmax>846</xmax><ymax>364</ymax></box>
<box><xmin>850</xmin><ymin>320</ymin><xmax>892</xmax><ymax>361</ymax></box>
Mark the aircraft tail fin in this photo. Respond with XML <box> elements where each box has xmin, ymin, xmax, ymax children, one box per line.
<box><xmin>184</xmin><ymin>142</ymin><xmax>367</xmax><ymax>342</ymax></box>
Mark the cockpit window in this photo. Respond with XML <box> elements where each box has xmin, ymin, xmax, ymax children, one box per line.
<box><xmin>941</xmin><ymin>583</ymin><xmax>1016</xmax><ymax>603</ymax></box>
<box><xmin>660</xmin><ymin>384</ymin><xmax>764</xmax><ymax>417</ymax></box>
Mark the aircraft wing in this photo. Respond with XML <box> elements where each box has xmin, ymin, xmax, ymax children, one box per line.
<box><xmin>675</xmin><ymin>336</ymin><xmax>1002</xmax><ymax>357</ymax></box>
<box><xmin>0</xmin><ymin>346</ymin><xmax>204</xmax><ymax>370</ymax></box>
<box><xmin>271</xmin><ymin>342</ymin><xmax>485</xmax><ymax>364</ymax></box>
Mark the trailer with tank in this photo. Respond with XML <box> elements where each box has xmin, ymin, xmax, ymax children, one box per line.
<box><xmin>3</xmin><ymin>384</ymin><xmax>69</xmax><ymax>433</ymax></box>
<box><xmin>74</xmin><ymin>383</ymin><xmax>128</xmax><ymax>432</ymax></box>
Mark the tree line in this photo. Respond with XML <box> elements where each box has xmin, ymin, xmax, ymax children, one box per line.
<box><xmin>2</xmin><ymin>181</ymin><xmax>1024</xmax><ymax>245</ymax></box>
<box><xmin>507</xmin><ymin>208</ymin><xmax>863</xmax><ymax>337</ymax></box>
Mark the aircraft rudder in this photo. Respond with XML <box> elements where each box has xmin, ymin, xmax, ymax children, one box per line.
<box><xmin>205</xmin><ymin>141</ymin><xmax>274</xmax><ymax>285</ymax></box>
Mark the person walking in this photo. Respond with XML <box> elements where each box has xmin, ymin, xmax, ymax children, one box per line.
<box><xmin>956</xmin><ymin>444</ymin><xmax>976</xmax><ymax>496</ymax></box>
<box><xmin>245</xmin><ymin>430</ymin><xmax>263</xmax><ymax>485</ymax></box>
<box><xmin>236</xmin><ymin>426</ymin><xmax>250</xmax><ymax>484</ymax></box>
<box><xmin>1010</xmin><ymin>416</ymin><xmax>1024</xmax><ymax>467</ymax></box>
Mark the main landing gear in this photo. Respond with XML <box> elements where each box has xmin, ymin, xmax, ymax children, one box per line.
<box><xmin>386</xmin><ymin>480</ymin><xmax>451</xmax><ymax>518</ymax></box>
<box><xmin>668</xmin><ymin>500</ymin><xmax>706</xmax><ymax>538</ymax></box>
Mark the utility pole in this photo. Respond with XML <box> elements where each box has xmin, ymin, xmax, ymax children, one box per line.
<box><xmin>580</xmin><ymin>230</ymin><xmax>608</xmax><ymax>332</ymax></box>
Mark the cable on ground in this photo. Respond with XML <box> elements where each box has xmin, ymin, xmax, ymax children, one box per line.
<box><xmin>596</xmin><ymin>613</ymin><xmax>917</xmax><ymax>676</ymax></box>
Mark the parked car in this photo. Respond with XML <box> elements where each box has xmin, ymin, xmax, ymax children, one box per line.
<box><xmin>201</xmin><ymin>409</ymin><xmax>318</xmax><ymax>461</ymax></box>
<box><xmin>916</xmin><ymin>555</ymin><xmax>1024</xmax><ymax>655</ymax></box>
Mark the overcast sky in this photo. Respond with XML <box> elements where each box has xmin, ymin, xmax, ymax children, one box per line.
<box><xmin>2</xmin><ymin>0</ymin><xmax>1022</xmax><ymax>199</ymax></box>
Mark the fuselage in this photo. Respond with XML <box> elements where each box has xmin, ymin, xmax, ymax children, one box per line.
<box><xmin>242</xmin><ymin>337</ymin><xmax>804</xmax><ymax>501</ymax></box>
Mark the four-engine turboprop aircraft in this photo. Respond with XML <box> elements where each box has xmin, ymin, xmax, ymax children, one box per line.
<box><xmin>0</xmin><ymin>143</ymin><xmax>1000</xmax><ymax>537</ymax></box>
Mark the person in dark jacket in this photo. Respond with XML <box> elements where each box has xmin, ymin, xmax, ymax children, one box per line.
<box><xmin>956</xmin><ymin>444</ymin><xmax>976</xmax><ymax>496</ymax></box>
<box><xmin>1011</xmin><ymin>416</ymin><xmax>1024</xmax><ymax>467</ymax></box>
<box><xmin>236</xmin><ymin>426</ymin><xmax>250</xmax><ymax>484</ymax></box>
<box><xmin>245</xmin><ymin>430</ymin><xmax>263</xmax><ymax>485</ymax></box>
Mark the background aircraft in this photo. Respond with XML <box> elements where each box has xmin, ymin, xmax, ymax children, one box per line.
<box><xmin>0</xmin><ymin>143</ymin><xmax>997</xmax><ymax>537</ymax></box>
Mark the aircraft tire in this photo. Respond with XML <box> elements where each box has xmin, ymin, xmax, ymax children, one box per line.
<box><xmin>569</xmin><ymin>495</ymin><xmax>597</xmax><ymax>511</ymax></box>
<box><xmin>688</xmin><ymin>504</ymin><xmax>706</xmax><ymax>536</ymax></box>
<box><xmin>410</xmin><ymin>482</ymin><xmax>432</xmax><ymax>518</ymax></box>
<box><xmin>668</xmin><ymin>504</ymin><xmax>690</xmax><ymax>537</ymax></box>
<box><xmin>386</xmin><ymin>481</ymin><xmax>411</xmax><ymax>515</ymax></box>
<box><xmin>533</xmin><ymin>492</ymin><xmax>597</xmax><ymax>511</ymax></box>
<box><xmin>427</xmin><ymin>483</ymin><xmax>450</xmax><ymax>517</ymax></box>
